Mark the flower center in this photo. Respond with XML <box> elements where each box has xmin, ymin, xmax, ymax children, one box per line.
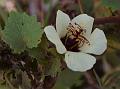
<box><xmin>61</xmin><ymin>23</ymin><xmax>90</xmax><ymax>52</ymax></box>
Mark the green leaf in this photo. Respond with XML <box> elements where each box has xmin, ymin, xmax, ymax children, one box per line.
<box><xmin>28</xmin><ymin>35</ymin><xmax>48</xmax><ymax>63</ymax></box>
<box><xmin>101</xmin><ymin>0</ymin><xmax>120</xmax><ymax>11</ymax></box>
<box><xmin>53</xmin><ymin>69</ymin><xmax>83</xmax><ymax>89</ymax></box>
<box><xmin>47</xmin><ymin>56</ymin><xmax>61</xmax><ymax>76</ymax></box>
<box><xmin>2</xmin><ymin>12</ymin><xmax>43</xmax><ymax>53</ymax></box>
<box><xmin>44</xmin><ymin>48</ymin><xmax>62</xmax><ymax>76</ymax></box>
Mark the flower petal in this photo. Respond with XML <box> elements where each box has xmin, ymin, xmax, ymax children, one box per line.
<box><xmin>44</xmin><ymin>26</ymin><xmax>67</xmax><ymax>54</ymax></box>
<box><xmin>65</xmin><ymin>52</ymin><xmax>96</xmax><ymax>72</ymax></box>
<box><xmin>56</xmin><ymin>10</ymin><xmax>70</xmax><ymax>38</ymax></box>
<box><xmin>72</xmin><ymin>14</ymin><xmax>94</xmax><ymax>38</ymax></box>
<box><xmin>81</xmin><ymin>28</ymin><xmax>107</xmax><ymax>55</ymax></box>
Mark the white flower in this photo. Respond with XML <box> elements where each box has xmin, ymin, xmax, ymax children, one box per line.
<box><xmin>44</xmin><ymin>10</ymin><xmax>107</xmax><ymax>72</ymax></box>
<box><xmin>5</xmin><ymin>0</ymin><xmax>16</xmax><ymax>12</ymax></box>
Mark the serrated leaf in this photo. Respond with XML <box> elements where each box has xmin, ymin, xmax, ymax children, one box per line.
<box><xmin>47</xmin><ymin>57</ymin><xmax>61</xmax><ymax>76</ymax></box>
<box><xmin>2</xmin><ymin>12</ymin><xmax>43</xmax><ymax>53</ymax></box>
<box><xmin>28</xmin><ymin>35</ymin><xmax>48</xmax><ymax>63</ymax></box>
<box><xmin>43</xmin><ymin>48</ymin><xmax>61</xmax><ymax>76</ymax></box>
<box><xmin>101</xmin><ymin>0</ymin><xmax>120</xmax><ymax>11</ymax></box>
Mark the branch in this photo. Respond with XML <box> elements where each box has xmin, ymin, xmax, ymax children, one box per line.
<box><xmin>76</xmin><ymin>0</ymin><xmax>84</xmax><ymax>14</ymax></box>
<box><xmin>94</xmin><ymin>16</ymin><xmax>120</xmax><ymax>25</ymax></box>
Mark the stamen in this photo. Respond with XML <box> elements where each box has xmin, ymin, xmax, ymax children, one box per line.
<box><xmin>61</xmin><ymin>22</ymin><xmax>90</xmax><ymax>52</ymax></box>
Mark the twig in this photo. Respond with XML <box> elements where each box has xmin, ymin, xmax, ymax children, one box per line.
<box><xmin>77</xmin><ymin>0</ymin><xmax>84</xmax><ymax>14</ymax></box>
<box><xmin>94</xmin><ymin>16</ymin><xmax>120</xmax><ymax>25</ymax></box>
<box><xmin>93</xmin><ymin>69</ymin><xmax>103</xmax><ymax>89</ymax></box>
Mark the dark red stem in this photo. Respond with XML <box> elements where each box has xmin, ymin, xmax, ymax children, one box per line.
<box><xmin>94</xmin><ymin>16</ymin><xmax>120</xmax><ymax>25</ymax></box>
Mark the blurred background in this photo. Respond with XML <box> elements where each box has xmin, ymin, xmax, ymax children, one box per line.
<box><xmin>0</xmin><ymin>0</ymin><xmax>120</xmax><ymax>89</ymax></box>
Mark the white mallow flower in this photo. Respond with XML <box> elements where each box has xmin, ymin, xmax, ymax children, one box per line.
<box><xmin>44</xmin><ymin>10</ymin><xmax>107</xmax><ymax>72</ymax></box>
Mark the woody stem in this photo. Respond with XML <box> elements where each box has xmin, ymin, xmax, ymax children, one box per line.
<box><xmin>94</xmin><ymin>16</ymin><xmax>120</xmax><ymax>25</ymax></box>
